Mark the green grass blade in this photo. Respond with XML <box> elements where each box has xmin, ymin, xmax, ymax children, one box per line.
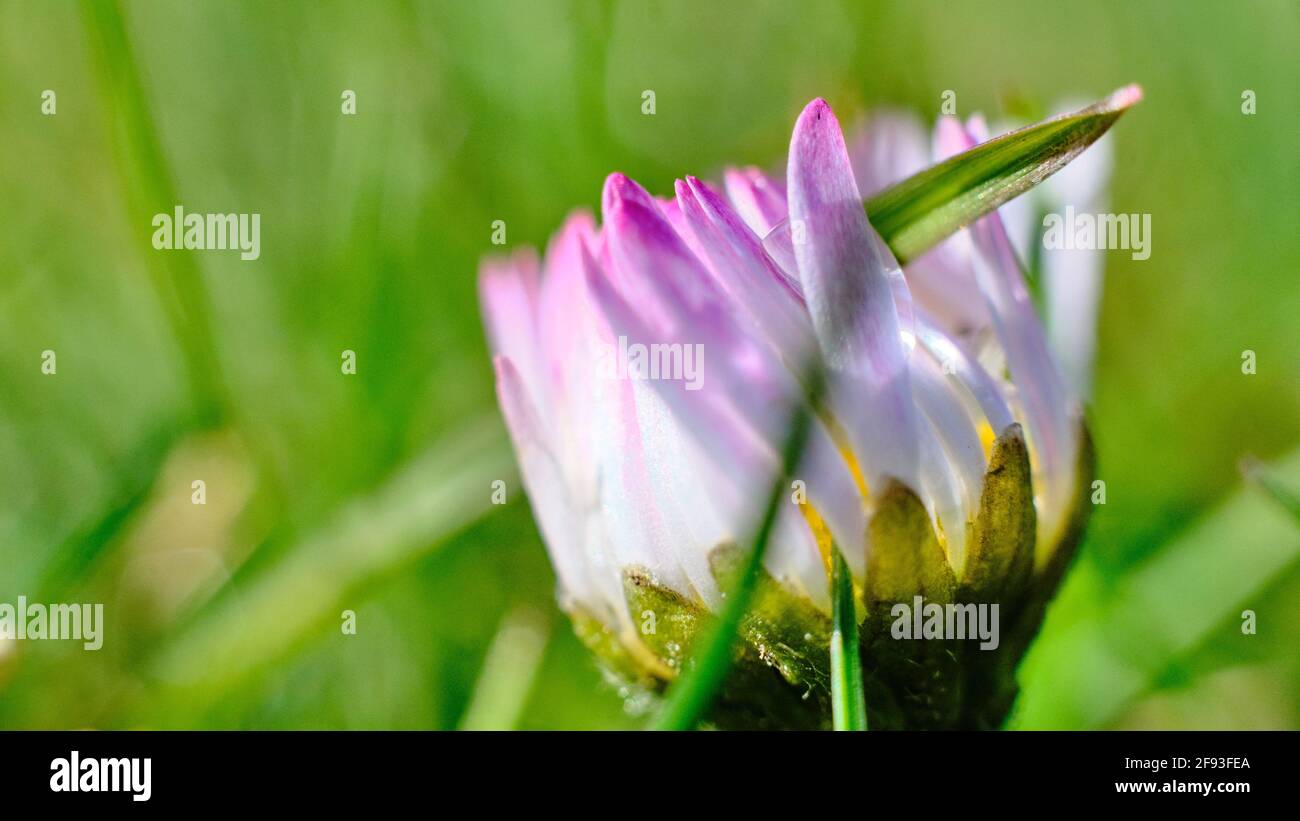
<box><xmin>81</xmin><ymin>0</ymin><xmax>228</xmax><ymax>422</ymax></box>
<box><xmin>459</xmin><ymin>608</ymin><xmax>551</xmax><ymax>731</ymax></box>
<box><xmin>1013</xmin><ymin>446</ymin><xmax>1300</xmax><ymax>729</ymax></box>
<box><xmin>830</xmin><ymin>549</ymin><xmax>868</xmax><ymax>730</ymax></box>
<box><xmin>33</xmin><ymin>424</ymin><xmax>180</xmax><ymax>601</ymax></box>
<box><xmin>146</xmin><ymin>418</ymin><xmax>516</xmax><ymax>696</ymax></box>
<box><xmin>1241</xmin><ymin>456</ymin><xmax>1300</xmax><ymax>524</ymax></box>
<box><xmin>865</xmin><ymin>85</ymin><xmax>1142</xmax><ymax>263</ymax></box>
<box><xmin>651</xmin><ymin>368</ymin><xmax>826</xmax><ymax>731</ymax></box>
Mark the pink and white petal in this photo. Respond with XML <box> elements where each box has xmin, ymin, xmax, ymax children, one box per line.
<box><xmin>899</xmin><ymin>116</ymin><xmax>993</xmax><ymax>338</ymax></box>
<box><xmin>586</xmin><ymin>258</ymin><xmax>843</xmax><ymax>601</ymax></box>
<box><xmin>801</xmin><ymin>422</ymin><xmax>871</xmax><ymax>577</ymax></box>
<box><xmin>587</xmin><ymin>370</ymin><xmax>697</xmax><ymax>601</ymax></box>
<box><xmin>847</xmin><ymin>108</ymin><xmax>929</xmax><ymax>197</ymax></box>
<box><xmin>656</xmin><ymin>194</ymin><xmax>712</xmax><ymax>265</ymax></box>
<box><xmin>768</xmin><ymin>506</ymin><xmax>832</xmax><ymax>611</ymax></box>
<box><xmin>589</xmin><ymin>205</ymin><xmax>864</xmax><ymax>599</ymax></box>
<box><xmin>1039</xmin><ymin>124</ymin><xmax>1112</xmax><ymax>399</ymax></box>
<box><xmin>494</xmin><ymin>356</ymin><xmax>623</xmax><ymax>619</ymax></box>
<box><xmin>910</xmin><ymin>415</ymin><xmax>972</xmax><ymax>576</ymax></box>
<box><xmin>627</xmin><ymin>383</ymin><xmax>733</xmax><ymax>607</ymax></box>
<box><xmin>602</xmin><ymin>171</ymin><xmax>661</xmax><ymax>220</ymax></box>
<box><xmin>760</xmin><ymin>217</ymin><xmax>801</xmax><ymax>281</ymax></box>
<box><xmin>870</xmin><ymin>226</ymin><xmax>917</xmax><ymax>355</ymax></box>
<box><xmin>541</xmin><ymin>230</ymin><xmax>706</xmax><ymax>607</ymax></box>
<box><xmin>1044</xmin><ymin>247</ymin><xmax>1104</xmax><ymax>399</ymax></box>
<box><xmin>966</xmin><ymin>110</ymin><xmax>1109</xmax><ymax>400</ymax></box>
<box><xmin>685</xmin><ymin>176</ymin><xmax>804</xmax><ymax>297</ymax></box>
<box><xmin>996</xmin><ymin>133</ymin><xmax>1108</xmax><ymax>400</ymax></box>
<box><xmin>723</xmin><ymin>166</ymin><xmax>788</xmax><ymax>236</ymax></box>
<box><xmin>914</xmin><ymin>308</ymin><xmax>1014</xmax><ymax>434</ymax></box>
<box><xmin>536</xmin><ymin>216</ymin><xmax>611</xmax><ymax>498</ymax></box>
<box><xmin>674</xmin><ymin>177</ymin><xmax>812</xmax><ymax>358</ymax></box>
<box><xmin>787</xmin><ymin>97</ymin><xmax>922</xmax><ymax>494</ymax></box>
<box><xmin>911</xmin><ymin>352</ymin><xmax>987</xmax><ymax>538</ymax></box>
<box><xmin>538</xmin><ymin>212</ymin><xmax>601</xmax><ymax>394</ymax></box>
<box><xmin>969</xmin><ymin>211</ymin><xmax>1076</xmax><ymax>556</ymax></box>
<box><xmin>907</xmin><ymin>338</ymin><xmax>995</xmax><ymax>581</ymax></box>
<box><xmin>900</xmin><ymin>236</ymin><xmax>991</xmax><ymax>339</ymax></box>
<box><xmin>479</xmin><ymin>249</ymin><xmax>547</xmax><ymax>413</ymax></box>
<box><xmin>932</xmin><ymin>115</ymin><xmax>976</xmax><ymax>162</ymax></box>
<box><xmin>639</xmin><ymin>393</ymin><xmax>845</xmax><ymax>611</ymax></box>
<box><xmin>602</xmin><ymin>192</ymin><xmax>803</xmax><ymax>440</ymax></box>
<box><xmin>964</xmin><ymin>113</ymin><xmax>991</xmax><ymax>144</ymax></box>
<box><xmin>582</xmin><ymin>246</ymin><xmax>776</xmax><ymax>475</ymax></box>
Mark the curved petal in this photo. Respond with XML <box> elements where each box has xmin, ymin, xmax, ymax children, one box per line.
<box><xmin>593</xmin><ymin>182</ymin><xmax>869</xmax><ymax>594</ymax></box>
<box><xmin>479</xmin><ymin>249</ymin><xmax>546</xmax><ymax>414</ymax></box>
<box><xmin>909</xmin><ymin>352</ymin><xmax>989</xmax><ymax>575</ymax></box>
<box><xmin>900</xmin><ymin>236</ymin><xmax>991</xmax><ymax>339</ymax></box>
<box><xmin>674</xmin><ymin>176</ymin><xmax>811</xmax><ymax>357</ymax></box>
<box><xmin>760</xmin><ymin>217</ymin><xmax>800</xmax><ymax>281</ymax></box>
<box><xmin>537</xmin><ymin>222</ymin><xmax>703</xmax><ymax>608</ymax></box>
<box><xmin>538</xmin><ymin>212</ymin><xmax>600</xmax><ymax>399</ymax></box>
<box><xmin>656</xmin><ymin>193</ymin><xmax>712</xmax><ymax>267</ymax></box>
<box><xmin>914</xmin><ymin>307</ymin><xmax>1014</xmax><ymax>435</ymax></box>
<box><xmin>998</xmin><ymin>115</ymin><xmax>1113</xmax><ymax>400</ymax></box>
<box><xmin>969</xmin><ymin>213</ymin><xmax>1075</xmax><ymax>547</ymax></box>
<box><xmin>602</xmin><ymin>190</ymin><xmax>796</xmax><ymax>440</ymax></box>
<box><xmin>722</xmin><ymin>166</ymin><xmax>787</xmax><ymax>236</ymax></box>
<box><xmin>847</xmin><ymin>108</ymin><xmax>929</xmax><ymax>197</ymax></box>
<box><xmin>940</xmin><ymin>116</ymin><xmax>1078</xmax><ymax>549</ymax></box>
<box><xmin>494</xmin><ymin>356</ymin><xmax>623</xmax><ymax>619</ymax></box>
<box><xmin>786</xmin><ymin>97</ymin><xmax>922</xmax><ymax>496</ymax></box>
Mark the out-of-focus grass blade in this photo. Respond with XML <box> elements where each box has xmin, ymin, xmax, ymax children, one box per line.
<box><xmin>81</xmin><ymin>0</ymin><xmax>227</xmax><ymax>422</ymax></box>
<box><xmin>33</xmin><ymin>425</ymin><xmax>179</xmax><ymax>601</ymax></box>
<box><xmin>867</xmin><ymin>85</ymin><xmax>1142</xmax><ymax>263</ymax></box>
<box><xmin>147</xmin><ymin>418</ymin><xmax>515</xmax><ymax>696</ymax></box>
<box><xmin>1241</xmin><ymin>456</ymin><xmax>1300</xmax><ymax>524</ymax></box>
<box><xmin>1012</xmin><ymin>447</ymin><xmax>1300</xmax><ymax>729</ymax></box>
<box><xmin>830</xmin><ymin>549</ymin><xmax>867</xmax><ymax>731</ymax></box>
<box><xmin>459</xmin><ymin>608</ymin><xmax>551</xmax><ymax>730</ymax></box>
<box><xmin>651</xmin><ymin>367</ymin><xmax>826</xmax><ymax>730</ymax></box>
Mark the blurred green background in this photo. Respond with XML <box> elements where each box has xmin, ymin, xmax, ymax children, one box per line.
<box><xmin>1</xmin><ymin>0</ymin><xmax>1297</xmax><ymax>729</ymax></box>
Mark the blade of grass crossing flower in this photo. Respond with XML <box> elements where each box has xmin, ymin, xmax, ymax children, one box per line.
<box><xmin>865</xmin><ymin>85</ymin><xmax>1142</xmax><ymax>264</ymax></box>
<box><xmin>652</xmin><ymin>366</ymin><xmax>827</xmax><ymax>730</ymax></box>
<box><xmin>830</xmin><ymin>548</ymin><xmax>868</xmax><ymax>730</ymax></box>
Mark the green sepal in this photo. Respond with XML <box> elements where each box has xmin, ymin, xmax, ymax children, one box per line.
<box><xmin>572</xmin><ymin>561</ymin><xmax>834</xmax><ymax>729</ymax></box>
<box><xmin>1008</xmin><ymin>418</ymin><xmax>1098</xmax><ymax>655</ymax></box>
<box><xmin>962</xmin><ymin>417</ymin><xmax>1097</xmax><ymax>729</ymax></box>
<box><xmin>960</xmin><ymin>423</ymin><xmax>1037</xmax><ymax>601</ymax></box>
<box><xmin>570</xmin><ymin>606</ymin><xmax>663</xmax><ymax>704</ymax></box>
<box><xmin>864</xmin><ymin>479</ymin><xmax>958</xmax><ymax>607</ymax></box>
<box><xmin>622</xmin><ymin>567</ymin><xmax>704</xmax><ymax>677</ymax></box>
<box><xmin>860</xmin><ymin>480</ymin><xmax>963</xmax><ymax>729</ymax></box>
<box><xmin>708</xmin><ymin>543</ymin><xmax>833</xmax><ymax>695</ymax></box>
